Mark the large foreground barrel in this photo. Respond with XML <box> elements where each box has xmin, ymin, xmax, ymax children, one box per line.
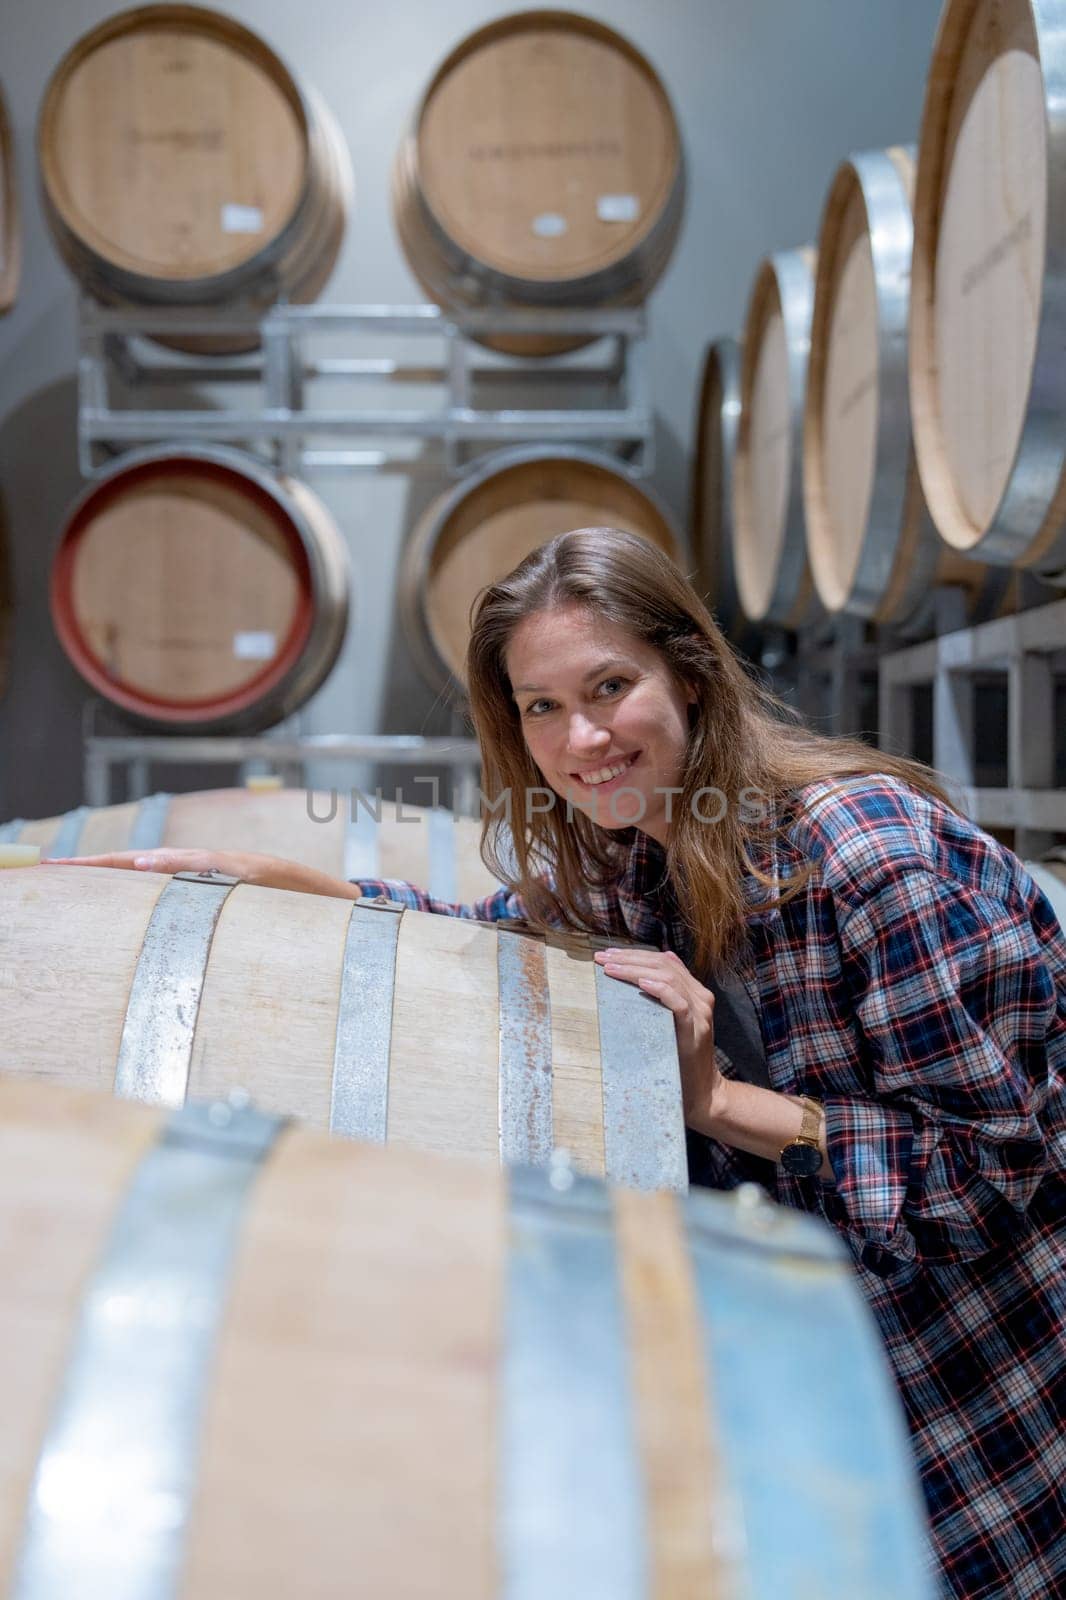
<box><xmin>401</xmin><ymin>446</ymin><xmax>682</xmax><ymax>693</ymax></box>
<box><xmin>0</xmin><ymin>863</ymin><xmax>685</xmax><ymax>1189</ymax></box>
<box><xmin>0</xmin><ymin>789</ymin><xmax>501</xmax><ymax>903</ymax></box>
<box><xmin>733</xmin><ymin>248</ymin><xmax>820</xmax><ymax>628</ymax></box>
<box><xmin>0</xmin><ymin>83</ymin><xmax>20</xmax><ymax>315</ymax></box>
<box><xmin>910</xmin><ymin>0</ymin><xmax>1066</xmax><ymax>585</ymax></box>
<box><xmin>392</xmin><ymin>11</ymin><xmax>684</xmax><ymax>354</ymax></box>
<box><xmin>0</xmin><ymin>1078</ymin><xmax>934</xmax><ymax>1598</ymax></box>
<box><xmin>805</xmin><ymin>145</ymin><xmax>1007</xmax><ymax>629</ymax></box>
<box><xmin>50</xmin><ymin>447</ymin><xmax>349</xmax><ymax>733</ymax></box>
<box><xmin>38</xmin><ymin>4</ymin><xmax>351</xmax><ymax>352</ymax></box>
<box><xmin>691</xmin><ymin>337</ymin><xmax>762</xmax><ymax>651</ymax></box>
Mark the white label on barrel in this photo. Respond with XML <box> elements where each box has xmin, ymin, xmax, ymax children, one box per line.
<box><xmin>532</xmin><ymin>213</ymin><xmax>568</xmax><ymax>238</ymax></box>
<box><xmin>597</xmin><ymin>194</ymin><xmax>640</xmax><ymax>223</ymax></box>
<box><xmin>233</xmin><ymin>632</ymin><xmax>276</xmax><ymax>660</ymax></box>
<box><xmin>221</xmin><ymin>203</ymin><xmax>265</xmax><ymax>234</ymax></box>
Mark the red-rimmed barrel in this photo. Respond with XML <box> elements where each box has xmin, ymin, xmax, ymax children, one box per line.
<box><xmin>50</xmin><ymin>446</ymin><xmax>349</xmax><ymax>732</ymax></box>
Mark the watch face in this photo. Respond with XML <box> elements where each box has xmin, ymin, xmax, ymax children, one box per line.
<box><xmin>781</xmin><ymin>1141</ymin><xmax>822</xmax><ymax>1177</ymax></box>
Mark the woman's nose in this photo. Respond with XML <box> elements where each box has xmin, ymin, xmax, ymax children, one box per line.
<box><xmin>566</xmin><ymin>713</ymin><xmax>610</xmax><ymax>754</ymax></box>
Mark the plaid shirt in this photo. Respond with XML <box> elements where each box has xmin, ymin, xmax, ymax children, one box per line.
<box><xmin>355</xmin><ymin>775</ymin><xmax>1066</xmax><ymax>1600</ymax></box>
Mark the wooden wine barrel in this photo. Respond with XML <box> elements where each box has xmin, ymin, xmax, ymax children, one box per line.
<box><xmin>805</xmin><ymin>146</ymin><xmax>1010</xmax><ymax>630</ymax></box>
<box><xmin>0</xmin><ymin>789</ymin><xmax>501</xmax><ymax>903</ymax></box>
<box><xmin>392</xmin><ymin>11</ymin><xmax>684</xmax><ymax>355</ymax></box>
<box><xmin>0</xmin><ymin>83</ymin><xmax>21</xmax><ymax>316</ymax></box>
<box><xmin>0</xmin><ymin>862</ymin><xmax>686</xmax><ymax>1189</ymax></box>
<box><xmin>0</xmin><ymin>1076</ymin><xmax>934</xmax><ymax>1600</ymax></box>
<box><xmin>691</xmin><ymin>337</ymin><xmax>764</xmax><ymax>652</ymax></box>
<box><xmin>734</xmin><ymin>248</ymin><xmax>820</xmax><ymax>628</ymax></box>
<box><xmin>37</xmin><ymin>4</ymin><xmax>351</xmax><ymax>353</ymax></box>
<box><xmin>50</xmin><ymin>446</ymin><xmax>349</xmax><ymax>733</ymax></box>
<box><xmin>401</xmin><ymin>446</ymin><xmax>683</xmax><ymax>693</ymax></box>
<box><xmin>910</xmin><ymin>0</ymin><xmax>1066</xmax><ymax>586</ymax></box>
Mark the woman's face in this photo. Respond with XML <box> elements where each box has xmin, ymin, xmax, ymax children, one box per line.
<box><xmin>505</xmin><ymin>603</ymin><xmax>695</xmax><ymax>844</ymax></box>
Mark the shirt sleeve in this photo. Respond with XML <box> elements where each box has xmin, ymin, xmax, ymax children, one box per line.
<box><xmin>819</xmin><ymin>867</ymin><xmax>1056</xmax><ymax>1273</ymax></box>
<box><xmin>350</xmin><ymin>878</ymin><xmax>526</xmax><ymax>921</ymax></box>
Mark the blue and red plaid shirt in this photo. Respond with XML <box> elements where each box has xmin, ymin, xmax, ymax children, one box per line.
<box><xmin>355</xmin><ymin>774</ymin><xmax>1065</xmax><ymax>1600</ymax></box>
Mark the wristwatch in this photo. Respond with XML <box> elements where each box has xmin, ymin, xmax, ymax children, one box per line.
<box><xmin>779</xmin><ymin>1096</ymin><xmax>824</xmax><ymax>1176</ymax></box>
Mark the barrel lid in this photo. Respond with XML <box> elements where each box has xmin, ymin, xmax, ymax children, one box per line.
<box><xmin>50</xmin><ymin>445</ymin><xmax>316</xmax><ymax>726</ymax></box>
<box><xmin>38</xmin><ymin>4</ymin><xmax>311</xmax><ymax>284</ymax></box>
<box><xmin>413</xmin><ymin>10</ymin><xmax>680</xmax><ymax>285</ymax></box>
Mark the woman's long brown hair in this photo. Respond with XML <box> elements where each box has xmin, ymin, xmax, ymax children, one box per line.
<box><xmin>466</xmin><ymin>527</ymin><xmax>951</xmax><ymax>969</ymax></box>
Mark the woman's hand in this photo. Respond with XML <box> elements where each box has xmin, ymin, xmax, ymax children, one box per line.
<box><xmin>593</xmin><ymin>946</ymin><xmax>722</xmax><ymax>1129</ymax></box>
<box><xmin>47</xmin><ymin>849</ymin><xmax>353</xmax><ymax>898</ymax></box>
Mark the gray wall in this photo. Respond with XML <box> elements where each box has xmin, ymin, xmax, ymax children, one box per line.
<box><xmin>0</xmin><ymin>0</ymin><xmax>943</xmax><ymax>818</ymax></box>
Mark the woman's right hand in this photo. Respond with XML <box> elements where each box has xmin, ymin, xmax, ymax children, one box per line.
<box><xmin>47</xmin><ymin>848</ymin><xmax>358</xmax><ymax>899</ymax></box>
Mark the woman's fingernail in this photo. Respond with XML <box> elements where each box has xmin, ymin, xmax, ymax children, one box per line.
<box><xmin>133</xmin><ymin>856</ymin><xmax>151</xmax><ymax>869</ymax></box>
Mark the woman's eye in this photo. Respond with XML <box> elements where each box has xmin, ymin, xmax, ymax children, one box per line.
<box><xmin>523</xmin><ymin>699</ymin><xmax>553</xmax><ymax>717</ymax></box>
<box><xmin>597</xmin><ymin>677</ymin><xmax>626</xmax><ymax>696</ymax></box>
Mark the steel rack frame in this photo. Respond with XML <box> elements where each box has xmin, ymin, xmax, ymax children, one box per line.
<box><xmin>77</xmin><ymin>299</ymin><xmax>655</xmax><ymax>479</ymax></box>
<box><xmin>877</xmin><ymin>596</ymin><xmax>1066</xmax><ymax>856</ymax></box>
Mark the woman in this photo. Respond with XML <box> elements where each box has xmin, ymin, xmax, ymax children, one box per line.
<box><xmin>61</xmin><ymin>528</ymin><xmax>1064</xmax><ymax>1599</ymax></box>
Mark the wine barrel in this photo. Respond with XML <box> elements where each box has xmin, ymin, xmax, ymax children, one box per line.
<box><xmin>734</xmin><ymin>248</ymin><xmax>820</xmax><ymax>628</ymax></box>
<box><xmin>0</xmin><ymin>82</ymin><xmax>20</xmax><ymax>315</ymax></box>
<box><xmin>0</xmin><ymin>789</ymin><xmax>501</xmax><ymax>903</ymax></box>
<box><xmin>910</xmin><ymin>0</ymin><xmax>1066</xmax><ymax>586</ymax></box>
<box><xmin>392</xmin><ymin>11</ymin><xmax>684</xmax><ymax>355</ymax></box>
<box><xmin>691</xmin><ymin>337</ymin><xmax>764</xmax><ymax>652</ymax></box>
<box><xmin>0</xmin><ymin>1077</ymin><xmax>934</xmax><ymax>1599</ymax></box>
<box><xmin>0</xmin><ymin>862</ymin><xmax>686</xmax><ymax>1189</ymax></box>
<box><xmin>37</xmin><ymin>4</ymin><xmax>351</xmax><ymax>353</ymax></box>
<box><xmin>50</xmin><ymin>446</ymin><xmax>349</xmax><ymax>733</ymax></box>
<box><xmin>400</xmin><ymin>446</ymin><xmax>683</xmax><ymax>693</ymax></box>
<box><xmin>805</xmin><ymin>146</ymin><xmax>1010</xmax><ymax>630</ymax></box>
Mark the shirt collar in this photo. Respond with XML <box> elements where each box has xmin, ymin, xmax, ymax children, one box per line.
<box><xmin>614</xmin><ymin>822</ymin><xmax>792</xmax><ymax>930</ymax></box>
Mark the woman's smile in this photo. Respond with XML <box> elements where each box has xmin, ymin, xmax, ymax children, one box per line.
<box><xmin>569</xmin><ymin>750</ymin><xmax>641</xmax><ymax>790</ymax></box>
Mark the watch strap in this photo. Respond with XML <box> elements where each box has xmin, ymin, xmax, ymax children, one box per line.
<box><xmin>798</xmin><ymin>1095</ymin><xmax>822</xmax><ymax>1144</ymax></box>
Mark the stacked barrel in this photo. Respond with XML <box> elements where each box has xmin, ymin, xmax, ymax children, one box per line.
<box><xmin>693</xmin><ymin>0</ymin><xmax>1066</xmax><ymax>665</ymax></box>
<box><xmin>37</xmin><ymin>4</ymin><xmax>351</xmax><ymax>350</ymax></box>
<box><xmin>392</xmin><ymin>11</ymin><xmax>685</xmax><ymax>355</ymax></box>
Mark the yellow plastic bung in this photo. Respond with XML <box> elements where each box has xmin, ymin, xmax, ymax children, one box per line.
<box><xmin>244</xmin><ymin>774</ymin><xmax>285</xmax><ymax>791</ymax></box>
<box><xmin>0</xmin><ymin>844</ymin><xmax>41</xmax><ymax>868</ymax></box>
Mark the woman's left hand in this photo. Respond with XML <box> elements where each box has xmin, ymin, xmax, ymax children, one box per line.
<box><xmin>593</xmin><ymin>946</ymin><xmax>722</xmax><ymax>1127</ymax></box>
